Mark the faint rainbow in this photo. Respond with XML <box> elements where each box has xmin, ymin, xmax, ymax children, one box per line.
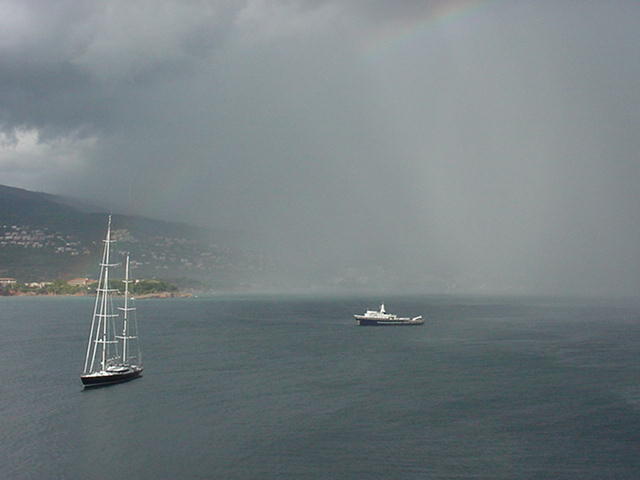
<box><xmin>361</xmin><ymin>0</ymin><xmax>495</xmax><ymax>56</ymax></box>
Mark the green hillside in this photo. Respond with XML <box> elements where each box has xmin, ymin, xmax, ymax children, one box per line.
<box><xmin>0</xmin><ymin>185</ymin><xmax>266</xmax><ymax>287</ymax></box>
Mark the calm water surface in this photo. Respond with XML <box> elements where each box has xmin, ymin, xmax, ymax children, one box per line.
<box><xmin>1</xmin><ymin>295</ymin><xmax>640</xmax><ymax>479</ymax></box>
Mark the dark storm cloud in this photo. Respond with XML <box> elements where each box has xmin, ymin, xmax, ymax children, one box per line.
<box><xmin>0</xmin><ymin>0</ymin><xmax>459</xmax><ymax>135</ymax></box>
<box><xmin>0</xmin><ymin>0</ymin><xmax>237</xmax><ymax>136</ymax></box>
<box><xmin>2</xmin><ymin>0</ymin><xmax>640</xmax><ymax>294</ymax></box>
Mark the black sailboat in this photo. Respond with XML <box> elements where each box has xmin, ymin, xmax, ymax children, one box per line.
<box><xmin>81</xmin><ymin>216</ymin><xmax>143</xmax><ymax>387</ymax></box>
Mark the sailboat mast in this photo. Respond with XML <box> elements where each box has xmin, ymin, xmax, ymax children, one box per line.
<box><xmin>122</xmin><ymin>254</ymin><xmax>130</xmax><ymax>363</ymax></box>
<box><xmin>83</xmin><ymin>217</ymin><xmax>109</xmax><ymax>373</ymax></box>
<box><xmin>101</xmin><ymin>216</ymin><xmax>113</xmax><ymax>372</ymax></box>
<box><xmin>117</xmin><ymin>253</ymin><xmax>138</xmax><ymax>365</ymax></box>
<box><xmin>87</xmin><ymin>215</ymin><xmax>119</xmax><ymax>373</ymax></box>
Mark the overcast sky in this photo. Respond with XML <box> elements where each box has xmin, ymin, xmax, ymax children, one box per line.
<box><xmin>1</xmin><ymin>0</ymin><xmax>640</xmax><ymax>294</ymax></box>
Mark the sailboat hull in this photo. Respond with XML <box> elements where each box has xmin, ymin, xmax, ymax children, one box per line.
<box><xmin>81</xmin><ymin>367</ymin><xmax>143</xmax><ymax>387</ymax></box>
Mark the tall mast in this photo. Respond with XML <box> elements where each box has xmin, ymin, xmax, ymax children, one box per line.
<box><xmin>123</xmin><ymin>255</ymin><xmax>131</xmax><ymax>362</ymax></box>
<box><xmin>117</xmin><ymin>253</ymin><xmax>137</xmax><ymax>365</ymax></box>
<box><xmin>101</xmin><ymin>215</ymin><xmax>112</xmax><ymax>371</ymax></box>
<box><xmin>86</xmin><ymin>215</ymin><xmax>119</xmax><ymax>373</ymax></box>
<box><xmin>83</xmin><ymin>217</ymin><xmax>109</xmax><ymax>373</ymax></box>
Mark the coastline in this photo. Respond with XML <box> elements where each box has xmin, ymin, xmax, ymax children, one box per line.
<box><xmin>133</xmin><ymin>292</ymin><xmax>193</xmax><ymax>299</ymax></box>
<box><xmin>2</xmin><ymin>291</ymin><xmax>192</xmax><ymax>299</ymax></box>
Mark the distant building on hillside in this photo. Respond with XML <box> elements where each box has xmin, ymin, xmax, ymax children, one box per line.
<box><xmin>67</xmin><ymin>277</ymin><xmax>91</xmax><ymax>286</ymax></box>
<box><xmin>26</xmin><ymin>282</ymin><xmax>53</xmax><ymax>289</ymax></box>
<box><xmin>0</xmin><ymin>277</ymin><xmax>17</xmax><ymax>287</ymax></box>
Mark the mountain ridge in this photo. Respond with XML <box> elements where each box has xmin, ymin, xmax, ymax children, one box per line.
<box><xmin>0</xmin><ymin>184</ymin><xmax>265</xmax><ymax>288</ymax></box>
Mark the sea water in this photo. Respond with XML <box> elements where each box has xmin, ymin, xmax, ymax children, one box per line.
<box><xmin>1</xmin><ymin>295</ymin><xmax>640</xmax><ymax>479</ymax></box>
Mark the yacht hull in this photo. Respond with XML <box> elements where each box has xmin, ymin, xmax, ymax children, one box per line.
<box><xmin>81</xmin><ymin>367</ymin><xmax>143</xmax><ymax>387</ymax></box>
<box><xmin>355</xmin><ymin>317</ymin><xmax>424</xmax><ymax>326</ymax></box>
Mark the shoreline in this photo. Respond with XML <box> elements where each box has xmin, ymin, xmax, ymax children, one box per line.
<box><xmin>2</xmin><ymin>291</ymin><xmax>192</xmax><ymax>299</ymax></box>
